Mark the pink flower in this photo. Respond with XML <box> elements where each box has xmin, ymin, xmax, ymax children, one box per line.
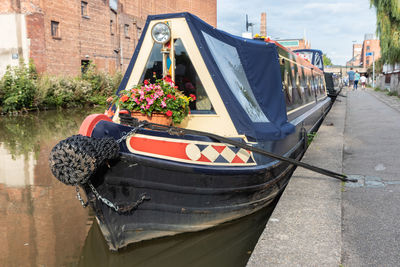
<box><xmin>106</xmin><ymin>96</ymin><xmax>114</xmax><ymax>103</ymax></box>
<box><xmin>161</xmin><ymin>101</ymin><xmax>167</xmax><ymax>108</ymax></box>
<box><xmin>146</xmin><ymin>98</ymin><xmax>154</xmax><ymax>105</ymax></box>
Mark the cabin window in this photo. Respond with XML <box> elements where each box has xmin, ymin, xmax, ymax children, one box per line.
<box><xmin>140</xmin><ymin>42</ymin><xmax>163</xmax><ymax>82</ymax></box>
<box><xmin>174</xmin><ymin>39</ymin><xmax>214</xmax><ymax>113</ymax></box>
<box><xmin>284</xmin><ymin>70</ymin><xmax>293</xmax><ymax>105</ymax></box>
<box><xmin>314</xmin><ymin>54</ymin><xmax>323</xmax><ymax>69</ymax></box>
<box><xmin>202</xmin><ymin>32</ymin><xmax>269</xmax><ymax>122</ymax></box>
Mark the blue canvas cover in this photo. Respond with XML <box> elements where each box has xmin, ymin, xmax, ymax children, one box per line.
<box><xmin>116</xmin><ymin>12</ymin><xmax>294</xmax><ymax>141</ymax></box>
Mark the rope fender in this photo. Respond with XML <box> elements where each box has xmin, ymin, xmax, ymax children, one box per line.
<box><xmin>49</xmin><ymin>135</ymin><xmax>119</xmax><ymax>186</ymax></box>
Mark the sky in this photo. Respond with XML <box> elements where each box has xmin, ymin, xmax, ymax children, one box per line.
<box><xmin>217</xmin><ymin>0</ymin><xmax>377</xmax><ymax>65</ymax></box>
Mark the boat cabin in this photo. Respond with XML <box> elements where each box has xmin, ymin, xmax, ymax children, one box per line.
<box><xmin>113</xmin><ymin>13</ymin><xmax>328</xmax><ymax>142</ymax></box>
<box><xmin>293</xmin><ymin>49</ymin><xmax>325</xmax><ymax>71</ymax></box>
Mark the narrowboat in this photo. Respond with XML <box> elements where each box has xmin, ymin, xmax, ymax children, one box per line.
<box><xmin>294</xmin><ymin>49</ymin><xmax>343</xmax><ymax>98</ymax></box>
<box><xmin>50</xmin><ymin>12</ymin><xmax>332</xmax><ymax>251</ymax></box>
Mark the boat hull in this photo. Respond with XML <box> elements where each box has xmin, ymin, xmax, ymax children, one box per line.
<box><xmin>82</xmin><ymin>97</ymin><xmax>331</xmax><ymax>251</ymax></box>
<box><xmin>85</xmin><ymin>144</ymin><xmax>302</xmax><ymax>251</ymax></box>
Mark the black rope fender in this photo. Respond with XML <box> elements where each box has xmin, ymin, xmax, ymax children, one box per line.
<box><xmin>49</xmin><ymin>135</ymin><xmax>119</xmax><ymax>185</ymax></box>
<box><xmin>49</xmin><ymin>132</ymin><xmax>151</xmax><ymax>213</ymax></box>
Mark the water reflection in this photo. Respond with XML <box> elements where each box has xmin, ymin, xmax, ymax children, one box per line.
<box><xmin>0</xmin><ymin>109</ymin><xmax>102</xmax><ymax>267</ymax></box>
<box><xmin>79</xmin><ymin>206</ymin><xmax>274</xmax><ymax>267</ymax></box>
<box><xmin>0</xmin><ymin>109</ymin><xmax>274</xmax><ymax>266</ymax></box>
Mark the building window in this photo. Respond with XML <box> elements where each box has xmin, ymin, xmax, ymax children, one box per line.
<box><xmin>51</xmin><ymin>21</ymin><xmax>60</xmax><ymax>38</ymax></box>
<box><xmin>124</xmin><ymin>24</ymin><xmax>130</xmax><ymax>38</ymax></box>
<box><xmin>366</xmin><ymin>59</ymin><xmax>369</xmax><ymax>65</ymax></box>
<box><xmin>81</xmin><ymin>60</ymin><xmax>90</xmax><ymax>73</ymax></box>
<box><xmin>110</xmin><ymin>20</ymin><xmax>114</xmax><ymax>35</ymax></box>
<box><xmin>81</xmin><ymin>1</ymin><xmax>88</xmax><ymax>18</ymax></box>
<box><xmin>367</xmin><ymin>45</ymin><xmax>370</xmax><ymax>51</ymax></box>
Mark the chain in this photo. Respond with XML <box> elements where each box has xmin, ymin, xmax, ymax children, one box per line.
<box><xmin>75</xmin><ymin>185</ymin><xmax>89</xmax><ymax>208</ymax></box>
<box><xmin>88</xmin><ymin>182</ymin><xmax>120</xmax><ymax>212</ymax></box>
<box><xmin>74</xmin><ymin>122</ymin><xmax>149</xmax><ymax>212</ymax></box>
<box><xmin>116</xmin><ymin>122</ymin><xmax>145</xmax><ymax>144</ymax></box>
<box><xmin>87</xmin><ymin>182</ymin><xmax>150</xmax><ymax>213</ymax></box>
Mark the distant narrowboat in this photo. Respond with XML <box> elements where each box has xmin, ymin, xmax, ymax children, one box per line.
<box><xmin>50</xmin><ymin>12</ymin><xmax>332</xmax><ymax>251</ymax></box>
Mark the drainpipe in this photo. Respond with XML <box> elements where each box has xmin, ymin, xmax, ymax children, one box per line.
<box><xmin>15</xmin><ymin>0</ymin><xmax>24</xmax><ymax>65</ymax></box>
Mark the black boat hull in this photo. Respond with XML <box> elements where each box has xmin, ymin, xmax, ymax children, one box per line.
<box><xmin>86</xmin><ymin>145</ymin><xmax>302</xmax><ymax>251</ymax></box>
<box><xmin>82</xmin><ymin>97</ymin><xmax>331</xmax><ymax>250</ymax></box>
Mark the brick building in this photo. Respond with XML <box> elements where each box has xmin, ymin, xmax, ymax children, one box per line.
<box><xmin>0</xmin><ymin>0</ymin><xmax>217</xmax><ymax>76</ymax></box>
<box><xmin>276</xmin><ymin>38</ymin><xmax>311</xmax><ymax>51</ymax></box>
<box><xmin>360</xmin><ymin>34</ymin><xmax>380</xmax><ymax>68</ymax></box>
<box><xmin>347</xmin><ymin>44</ymin><xmax>362</xmax><ymax>66</ymax></box>
<box><xmin>346</xmin><ymin>34</ymin><xmax>380</xmax><ymax>68</ymax></box>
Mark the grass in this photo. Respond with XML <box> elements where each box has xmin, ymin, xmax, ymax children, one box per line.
<box><xmin>307</xmin><ymin>132</ymin><xmax>317</xmax><ymax>146</ymax></box>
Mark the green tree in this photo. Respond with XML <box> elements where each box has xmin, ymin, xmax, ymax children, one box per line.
<box><xmin>323</xmin><ymin>54</ymin><xmax>333</xmax><ymax>66</ymax></box>
<box><xmin>370</xmin><ymin>0</ymin><xmax>400</xmax><ymax>64</ymax></box>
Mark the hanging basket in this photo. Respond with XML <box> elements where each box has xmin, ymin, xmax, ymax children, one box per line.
<box><xmin>131</xmin><ymin>111</ymin><xmax>172</xmax><ymax>126</ymax></box>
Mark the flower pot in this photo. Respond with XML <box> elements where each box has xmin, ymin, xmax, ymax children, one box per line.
<box><xmin>131</xmin><ymin>112</ymin><xmax>172</xmax><ymax>126</ymax></box>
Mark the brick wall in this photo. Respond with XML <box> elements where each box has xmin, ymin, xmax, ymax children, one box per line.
<box><xmin>1</xmin><ymin>0</ymin><xmax>217</xmax><ymax>76</ymax></box>
<box><xmin>361</xmin><ymin>39</ymin><xmax>381</xmax><ymax>68</ymax></box>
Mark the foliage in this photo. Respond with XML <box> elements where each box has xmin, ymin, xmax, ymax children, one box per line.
<box><xmin>110</xmin><ymin>76</ymin><xmax>195</xmax><ymax>124</ymax></box>
<box><xmin>0</xmin><ymin>61</ymin><xmax>38</xmax><ymax>112</ymax></box>
<box><xmin>370</xmin><ymin>0</ymin><xmax>400</xmax><ymax>64</ymax></box>
<box><xmin>307</xmin><ymin>132</ymin><xmax>317</xmax><ymax>146</ymax></box>
<box><xmin>0</xmin><ymin>61</ymin><xmax>122</xmax><ymax>113</ymax></box>
<box><xmin>323</xmin><ymin>54</ymin><xmax>333</xmax><ymax>66</ymax></box>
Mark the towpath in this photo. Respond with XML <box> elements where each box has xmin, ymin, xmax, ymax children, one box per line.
<box><xmin>247</xmin><ymin>87</ymin><xmax>400</xmax><ymax>266</ymax></box>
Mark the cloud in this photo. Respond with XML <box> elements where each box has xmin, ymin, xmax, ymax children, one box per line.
<box><xmin>217</xmin><ymin>0</ymin><xmax>377</xmax><ymax>65</ymax></box>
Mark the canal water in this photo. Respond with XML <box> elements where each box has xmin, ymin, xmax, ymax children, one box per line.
<box><xmin>0</xmin><ymin>109</ymin><xmax>275</xmax><ymax>267</ymax></box>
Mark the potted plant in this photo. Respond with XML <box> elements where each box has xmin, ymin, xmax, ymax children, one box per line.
<box><xmin>106</xmin><ymin>76</ymin><xmax>195</xmax><ymax>125</ymax></box>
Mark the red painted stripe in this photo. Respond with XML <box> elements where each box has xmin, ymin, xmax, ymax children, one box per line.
<box><xmin>79</xmin><ymin>114</ymin><xmax>112</xmax><ymax>137</ymax></box>
<box><xmin>231</xmin><ymin>155</ymin><xmax>245</xmax><ymax>164</ymax></box>
<box><xmin>197</xmin><ymin>154</ymin><xmax>212</xmax><ymax>162</ymax></box>
<box><xmin>129</xmin><ymin>137</ymin><xmax>191</xmax><ymax>160</ymax></box>
<box><xmin>212</xmin><ymin>145</ymin><xmax>226</xmax><ymax>154</ymax></box>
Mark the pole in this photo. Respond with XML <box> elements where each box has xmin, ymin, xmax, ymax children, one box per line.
<box><xmin>372</xmin><ymin>52</ymin><xmax>375</xmax><ymax>88</ymax></box>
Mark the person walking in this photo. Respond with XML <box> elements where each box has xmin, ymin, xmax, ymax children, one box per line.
<box><xmin>347</xmin><ymin>68</ymin><xmax>355</xmax><ymax>88</ymax></box>
<box><xmin>360</xmin><ymin>74</ymin><xmax>367</xmax><ymax>89</ymax></box>
<box><xmin>354</xmin><ymin>70</ymin><xmax>360</xmax><ymax>90</ymax></box>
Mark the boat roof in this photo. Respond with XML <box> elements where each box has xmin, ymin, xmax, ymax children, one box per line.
<box><xmin>117</xmin><ymin>12</ymin><xmax>294</xmax><ymax>141</ymax></box>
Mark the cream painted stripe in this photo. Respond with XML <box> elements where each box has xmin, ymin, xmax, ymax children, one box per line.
<box><xmin>287</xmin><ymin>95</ymin><xmax>328</xmax><ymax>115</ymax></box>
<box><xmin>290</xmin><ymin>97</ymin><xmax>330</xmax><ymax>126</ymax></box>
<box><xmin>287</xmin><ymin>100</ymin><xmax>316</xmax><ymax>115</ymax></box>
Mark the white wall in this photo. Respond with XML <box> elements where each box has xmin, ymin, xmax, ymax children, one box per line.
<box><xmin>0</xmin><ymin>13</ymin><xmax>30</xmax><ymax>77</ymax></box>
<box><xmin>0</xmin><ymin>143</ymin><xmax>36</xmax><ymax>187</ymax></box>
